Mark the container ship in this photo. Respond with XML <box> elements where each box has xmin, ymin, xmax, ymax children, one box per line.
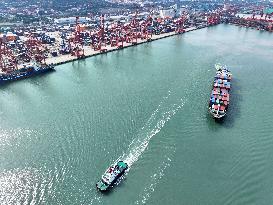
<box><xmin>1</xmin><ymin>31</ymin><xmax>56</xmax><ymax>85</ymax></box>
<box><xmin>208</xmin><ymin>65</ymin><xmax>232</xmax><ymax>119</ymax></box>
<box><xmin>0</xmin><ymin>63</ymin><xmax>54</xmax><ymax>84</ymax></box>
<box><xmin>96</xmin><ymin>161</ymin><xmax>128</xmax><ymax>192</ymax></box>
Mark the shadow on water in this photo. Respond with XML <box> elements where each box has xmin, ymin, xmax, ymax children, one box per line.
<box><xmin>207</xmin><ymin>78</ymin><xmax>243</xmax><ymax>129</ymax></box>
<box><xmin>72</xmin><ymin>58</ymin><xmax>87</xmax><ymax>68</ymax></box>
<box><xmin>71</xmin><ymin>58</ymin><xmax>91</xmax><ymax>79</ymax></box>
<box><xmin>28</xmin><ymin>70</ymin><xmax>56</xmax><ymax>82</ymax></box>
<box><xmin>0</xmin><ymin>82</ymin><xmax>14</xmax><ymax>90</ymax></box>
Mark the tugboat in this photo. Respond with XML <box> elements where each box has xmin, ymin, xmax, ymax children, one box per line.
<box><xmin>96</xmin><ymin>161</ymin><xmax>128</xmax><ymax>192</ymax></box>
<box><xmin>208</xmin><ymin>64</ymin><xmax>232</xmax><ymax>119</ymax></box>
<box><xmin>0</xmin><ymin>63</ymin><xmax>54</xmax><ymax>84</ymax></box>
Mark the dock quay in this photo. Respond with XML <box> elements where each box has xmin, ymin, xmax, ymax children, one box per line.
<box><xmin>45</xmin><ymin>27</ymin><xmax>199</xmax><ymax>66</ymax></box>
<box><xmin>2</xmin><ymin>0</ymin><xmax>273</xmax><ymax>83</ymax></box>
<box><xmin>1</xmin><ymin>10</ymin><xmax>220</xmax><ymax>84</ymax></box>
<box><xmin>224</xmin><ymin>14</ymin><xmax>273</xmax><ymax>32</ymax></box>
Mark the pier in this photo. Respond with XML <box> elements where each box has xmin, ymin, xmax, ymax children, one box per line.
<box><xmin>45</xmin><ymin>27</ymin><xmax>199</xmax><ymax>66</ymax></box>
<box><xmin>0</xmin><ymin>11</ymin><xmax>220</xmax><ymax>80</ymax></box>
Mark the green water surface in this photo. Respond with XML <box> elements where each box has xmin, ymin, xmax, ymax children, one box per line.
<box><xmin>0</xmin><ymin>24</ymin><xmax>273</xmax><ymax>205</ymax></box>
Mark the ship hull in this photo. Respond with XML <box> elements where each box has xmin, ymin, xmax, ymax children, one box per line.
<box><xmin>208</xmin><ymin>65</ymin><xmax>232</xmax><ymax>120</ymax></box>
<box><xmin>96</xmin><ymin>161</ymin><xmax>128</xmax><ymax>192</ymax></box>
<box><xmin>0</xmin><ymin>65</ymin><xmax>55</xmax><ymax>85</ymax></box>
<box><xmin>96</xmin><ymin>169</ymin><xmax>127</xmax><ymax>192</ymax></box>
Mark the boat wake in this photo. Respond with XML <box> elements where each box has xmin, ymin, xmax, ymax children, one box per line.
<box><xmin>134</xmin><ymin>156</ymin><xmax>173</xmax><ymax>204</ymax></box>
<box><xmin>117</xmin><ymin>91</ymin><xmax>185</xmax><ymax>168</ymax></box>
<box><xmin>91</xmin><ymin>91</ymin><xmax>185</xmax><ymax>204</ymax></box>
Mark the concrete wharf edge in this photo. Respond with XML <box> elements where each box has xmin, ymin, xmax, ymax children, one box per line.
<box><xmin>48</xmin><ymin>26</ymin><xmax>204</xmax><ymax>67</ymax></box>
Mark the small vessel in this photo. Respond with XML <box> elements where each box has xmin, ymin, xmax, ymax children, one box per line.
<box><xmin>208</xmin><ymin>64</ymin><xmax>232</xmax><ymax>119</ymax></box>
<box><xmin>0</xmin><ymin>63</ymin><xmax>54</xmax><ymax>84</ymax></box>
<box><xmin>96</xmin><ymin>161</ymin><xmax>128</xmax><ymax>191</ymax></box>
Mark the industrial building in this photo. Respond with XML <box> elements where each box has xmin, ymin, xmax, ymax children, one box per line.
<box><xmin>54</xmin><ymin>17</ymin><xmax>91</xmax><ymax>25</ymax></box>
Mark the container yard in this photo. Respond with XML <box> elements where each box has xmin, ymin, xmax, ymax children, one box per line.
<box><xmin>221</xmin><ymin>5</ymin><xmax>273</xmax><ymax>31</ymax></box>
<box><xmin>0</xmin><ymin>10</ymin><xmax>222</xmax><ymax>83</ymax></box>
<box><xmin>0</xmin><ymin>2</ymin><xmax>273</xmax><ymax>83</ymax></box>
<box><xmin>226</xmin><ymin>15</ymin><xmax>273</xmax><ymax>31</ymax></box>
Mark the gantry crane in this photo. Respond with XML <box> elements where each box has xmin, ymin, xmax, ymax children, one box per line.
<box><xmin>0</xmin><ymin>38</ymin><xmax>18</xmax><ymax>73</ymax></box>
<box><xmin>70</xmin><ymin>16</ymin><xmax>85</xmax><ymax>59</ymax></box>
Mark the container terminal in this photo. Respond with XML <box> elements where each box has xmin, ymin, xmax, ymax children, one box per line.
<box><xmin>0</xmin><ymin>2</ymin><xmax>273</xmax><ymax>83</ymax></box>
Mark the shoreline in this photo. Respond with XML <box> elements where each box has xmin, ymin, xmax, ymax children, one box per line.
<box><xmin>45</xmin><ymin>26</ymin><xmax>203</xmax><ymax>66</ymax></box>
<box><xmin>227</xmin><ymin>22</ymin><xmax>273</xmax><ymax>32</ymax></box>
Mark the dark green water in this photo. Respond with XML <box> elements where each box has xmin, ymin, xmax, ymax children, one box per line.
<box><xmin>1</xmin><ymin>24</ymin><xmax>273</xmax><ymax>205</ymax></box>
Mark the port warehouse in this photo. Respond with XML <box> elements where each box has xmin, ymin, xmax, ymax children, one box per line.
<box><xmin>1</xmin><ymin>4</ymin><xmax>273</xmax><ymax>78</ymax></box>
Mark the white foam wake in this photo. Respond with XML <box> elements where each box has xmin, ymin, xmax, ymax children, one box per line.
<box><xmin>135</xmin><ymin>157</ymin><xmax>173</xmax><ymax>204</ymax></box>
<box><xmin>118</xmin><ymin>91</ymin><xmax>185</xmax><ymax>168</ymax></box>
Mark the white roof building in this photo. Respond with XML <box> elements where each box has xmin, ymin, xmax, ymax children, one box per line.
<box><xmin>54</xmin><ymin>17</ymin><xmax>91</xmax><ymax>25</ymax></box>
